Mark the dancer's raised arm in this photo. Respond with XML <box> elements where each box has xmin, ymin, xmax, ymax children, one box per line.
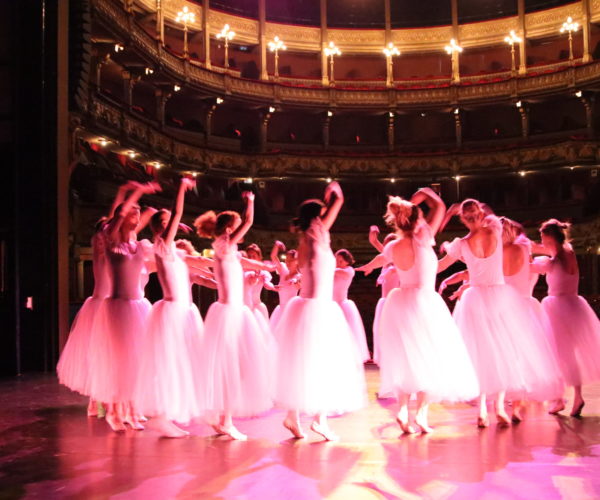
<box><xmin>368</xmin><ymin>226</ymin><xmax>384</xmax><ymax>253</ymax></box>
<box><xmin>321</xmin><ymin>181</ymin><xmax>344</xmax><ymax>231</ymax></box>
<box><xmin>107</xmin><ymin>181</ymin><xmax>160</xmax><ymax>241</ymax></box>
<box><xmin>230</xmin><ymin>191</ymin><xmax>254</xmax><ymax>245</ymax></box>
<box><xmin>410</xmin><ymin>187</ymin><xmax>446</xmax><ymax>235</ymax></box>
<box><xmin>270</xmin><ymin>241</ymin><xmax>288</xmax><ymax>275</ymax></box>
<box><xmin>162</xmin><ymin>177</ymin><xmax>195</xmax><ymax>246</ymax></box>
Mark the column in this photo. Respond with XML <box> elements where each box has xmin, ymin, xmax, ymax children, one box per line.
<box><xmin>260</xmin><ymin>112</ymin><xmax>271</xmax><ymax>152</ymax></box>
<box><xmin>259</xmin><ymin>0</ymin><xmax>268</xmax><ymax>80</ymax></box>
<box><xmin>451</xmin><ymin>0</ymin><xmax>460</xmax><ymax>83</ymax></box>
<box><xmin>206</xmin><ymin>104</ymin><xmax>217</xmax><ymax>144</ymax></box>
<box><xmin>57</xmin><ymin>0</ymin><xmax>70</xmax><ymax>349</ymax></box>
<box><xmin>156</xmin><ymin>0</ymin><xmax>164</xmax><ymax>43</ymax></box>
<box><xmin>582</xmin><ymin>96</ymin><xmax>594</xmax><ymax>137</ymax></box>
<box><xmin>122</xmin><ymin>70</ymin><xmax>132</xmax><ymax>108</ymax></box>
<box><xmin>519</xmin><ymin>105</ymin><xmax>529</xmax><ymax>138</ymax></box>
<box><xmin>322</xmin><ymin>113</ymin><xmax>330</xmax><ymax>149</ymax></box>
<box><xmin>93</xmin><ymin>53</ymin><xmax>109</xmax><ymax>89</ymax></box>
<box><xmin>155</xmin><ymin>89</ymin><xmax>170</xmax><ymax>127</ymax></box>
<box><xmin>518</xmin><ymin>0</ymin><xmax>527</xmax><ymax>74</ymax></box>
<box><xmin>384</xmin><ymin>0</ymin><xmax>393</xmax><ymax>87</ymax></box>
<box><xmin>387</xmin><ymin>112</ymin><xmax>395</xmax><ymax>151</ymax></box>
<box><xmin>454</xmin><ymin>110</ymin><xmax>462</xmax><ymax>148</ymax></box>
<box><xmin>203</xmin><ymin>0</ymin><xmax>211</xmax><ymax>69</ymax></box>
<box><xmin>582</xmin><ymin>0</ymin><xmax>592</xmax><ymax>63</ymax></box>
<box><xmin>320</xmin><ymin>0</ymin><xmax>329</xmax><ymax>86</ymax></box>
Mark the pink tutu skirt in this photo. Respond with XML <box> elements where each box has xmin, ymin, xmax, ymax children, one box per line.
<box><xmin>87</xmin><ymin>297</ymin><xmax>151</xmax><ymax>404</ymax></box>
<box><xmin>269</xmin><ymin>304</ymin><xmax>284</xmax><ymax>331</ymax></box>
<box><xmin>379</xmin><ymin>287</ymin><xmax>479</xmax><ymax>402</ymax></box>
<box><xmin>372</xmin><ymin>297</ymin><xmax>385</xmax><ymax>365</ymax></box>
<box><xmin>57</xmin><ymin>296</ymin><xmax>104</xmax><ymax>395</ymax></box>
<box><xmin>275</xmin><ymin>297</ymin><xmax>367</xmax><ymax>415</ymax></box>
<box><xmin>200</xmin><ymin>302</ymin><xmax>272</xmax><ymax>417</ymax></box>
<box><xmin>338</xmin><ymin>299</ymin><xmax>370</xmax><ymax>362</ymax></box>
<box><xmin>542</xmin><ymin>294</ymin><xmax>600</xmax><ymax>386</ymax></box>
<box><xmin>454</xmin><ymin>284</ymin><xmax>563</xmax><ymax>399</ymax></box>
<box><xmin>134</xmin><ymin>300</ymin><xmax>204</xmax><ymax>423</ymax></box>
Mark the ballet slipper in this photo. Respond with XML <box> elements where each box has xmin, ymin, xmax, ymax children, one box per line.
<box><xmin>570</xmin><ymin>400</ymin><xmax>585</xmax><ymax>418</ymax></box>
<box><xmin>310</xmin><ymin>421</ymin><xmax>339</xmax><ymax>441</ymax></box>
<box><xmin>87</xmin><ymin>400</ymin><xmax>98</xmax><ymax>417</ymax></box>
<box><xmin>415</xmin><ymin>416</ymin><xmax>433</xmax><ymax>434</ymax></box>
<box><xmin>220</xmin><ymin>425</ymin><xmax>247</xmax><ymax>441</ymax></box>
<box><xmin>123</xmin><ymin>416</ymin><xmax>145</xmax><ymax>431</ymax></box>
<box><xmin>548</xmin><ymin>399</ymin><xmax>566</xmax><ymax>415</ymax></box>
<box><xmin>97</xmin><ymin>403</ymin><xmax>106</xmax><ymax>419</ymax></box>
<box><xmin>154</xmin><ymin>419</ymin><xmax>189</xmax><ymax>438</ymax></box>
<box><xmin>106</xmin><ymin>413</ymin><xmax>126</xmax><ymax>432</ymax></box>
<box><xmin>395</xmin><ymin>417</ymin><xmax>416</xmax><ymax>435</ymax></box>
<box><xmin>496</xmin><ymin>412</ymin><xmax>511</xmax><ymax>427</ymax></box>
<box><xmin>283</xmin><ymin>418</ymin><xmax>306</xmax><ymax>439</ymax></box>
<box><xmin>211</xmin><ymin>423</ymin><xmax>228</xmax><ymax>436</ymax></box>
<box><xmin>138</xmin><ymin>415</ymin><xmax>148</xmax><ymax>423</ymax></box>
<box><xmin>511</xmin><ymin>404</ymin><xmax>524</xmax><ymax>423</ymax></box>
<box><xmin>477</xmin><ymin>415</ymin><xmax>490</xmax><ymax>428</ymax></box>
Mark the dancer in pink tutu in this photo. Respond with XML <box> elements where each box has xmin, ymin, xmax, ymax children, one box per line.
<box><xmin>87</xmin><ymin>181</ymin><xmax>161</xmax><ymax>432</ymax></box>
<box><xmin>269</xmin><ymin>241</ymin><xmax>301</xmax><ymax>331</ymax></box>
<box><xmin>194</xmin><ymin>192</ymin><xmax>272</xmax><ymax>441</ymax></box>
<box><xmin>532</xmin><ymin>219</ymin><xmax>600</xmax><ymax>417</ymax></box>
<box><xmin>134</xmin><ymin>177</ymin><xmax>204</xmax><ymax>438</ymax></box>
<box><xmin>363</xmin><ymin>227</ymin><xmax>399</xmax><ymax>366</ymax></box>
<box><xmin>373</xmin><ymin>188</ymin><xmax>479</xmax><ymax>433</ymax></box>
<box><xmin>334</xmin><ymin>249</ymin><xmax>370</xmax><ymax>363</ymax></box>
<box><xmin>275</xmin><ymin>182</ymin><xmax>366</xmax><ymax>441</ymax></box>
<box><xmin>438</xmin><ymin>200</ymin><xmax>564</xmax><ymax>427</ymax></box>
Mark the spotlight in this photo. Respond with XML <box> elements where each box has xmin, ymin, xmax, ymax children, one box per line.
<box><xmin>216</xmin><ymin>97</ymin><xmax>224</xmax><ymax>104</ymax></box>
<box><xmin>145</xmin><ymin>67</ymin><xmax>154</xmax><ymax>75</ymax></box>
<box><xmin>327</xmin><ymin>110</ymin><xmax>333</xmax><ymax>117</ymax></box>
<box><xmin>326</xmin><ymin>177</ymin><xmax>332</xmax><ymax>183</ymax></box>
<box><xmin>269</xmin><ymin>106</ymin><xmax>276</xmax><ymax>113</ymax></box>
<box><xmin>154</xmin><ymin>162</ymin><xmax>162</xmax><ymax>169</ymax></box>
<box><xmin>389</xmin><ymin>111</ymin><xmax>394</xmax><ymax>118</ymax></box>
<box><xmin>174</xmin><ymin>84</ymin><xmax>181</xmax><ymax>92</ymax></box>
<box><xmin>114</xmin><ymin>43</ymin><xmax>124</xmax><ymax>53</ymax></box>
<box><xmin>516</xmin><ymin>100</ymin><xmax>522</xmax><ymax>108</ymax></box>
<box><xmin>244</xmin><ymin>177</ymin><xmax>253</xmax><ymax>184</ymax></box>
<box><xmin>453</xmin><ymin>108</ymin><xmax>460</xmax><ymax>115</ymax></box>
<box><xmin>519</xmin><ymin>170</ymin><xmax>527</xmax><ymax>177</ymax></box>
<box><xmin>191</xmin><ymin>172</ymin><xmax>198</xmax><ymax>177</ymax></box>
<box><xmin>454</xmin><ymin>175</ymin><xmax>461</xmax><ymax>181</ymax></box>
<box><xmin>575</xmin><ymin>90</ymin><xmax>583</xmax><ymax>98</ymax></box>
<box><xmin>127</xmin><ymin>151</ymin><xmax>137</xmax><ymax>158</ymax></box>
<box><xmin>98</xmin><ymin>138</ymin><xmax>109</xmax><ymax>147</ymax></box>
<box><xmin>390</xmin><ymin>177</ymin><xmax>396</xmax><ymax>183</ymax></box>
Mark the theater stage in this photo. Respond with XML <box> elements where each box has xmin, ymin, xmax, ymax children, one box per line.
<box><xmin>1</xmin><ymin>365</ymin><xmax>599</xmax><ymax>499</ymax></box>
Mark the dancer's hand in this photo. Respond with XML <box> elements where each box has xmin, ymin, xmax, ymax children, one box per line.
<box><xmin>324</xmin><ymin>181</ymin><xmax>342</xmax><ymax>203</ymax></box>
<box><xmin>356</xmin><ymin>264</ymin><xmax>374</xmax><ymax>276</ymax></box>
<box><xmin>438</xmin><ymin>280</ymin><xmax>448</xmax><ymax>295</ymax></box>
<box><xmin>181</xmin><ymin>177</ymin><xmax>196</xmax><ymax>190</ymax></box>
<box><xmin>369</xmin><ymin>225</ymin><xmax>380</xmax><ymax>236</ymax></box>
<box><xmin>141</xmin><ymin>181</ymin><xmax>162</xmax><ymax>194</ymax></box>
<box><xmin>274</xmin><ymin>240</ymin><xmax>286</xmax><ymax>252</ymax></box>
<box><xmin>242</xmin><ymin>191</ymin><xmax>255</xmax><ymax>203</ymax></box>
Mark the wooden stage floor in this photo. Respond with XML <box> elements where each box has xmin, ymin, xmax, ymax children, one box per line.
<box><xmin>1</xmin><ymin>365</ymin><xmax>600</xmax><ymax>499</ymax></box>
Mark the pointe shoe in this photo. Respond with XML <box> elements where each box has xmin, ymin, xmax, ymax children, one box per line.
<box><xmin>570</xmin><ymin>401</ymin><xmax>585</xmax><ymax>418</ymax></box>
<box><xmin>156</xmin><ymin>420</ymin><xmax>189</xmax><ymax>438</ymax></box>
<box><xmin>310</xmin><ymin>421</ymin><xmax>339</xmax><ymax>441</ymax></box>
<box><xmin>123</xmin><ymin>417</ymin><xmax>145</xmax><ymax>431</ymax></box>
<box><xmin>415</xmin><ymin>416</ymin><xmax>433</xmax><ymax>434</ymax></box>
<box><xmin>477</xmin><ymin>415</ymin><xmax>490</xmax><ymax>428</ymax></box>
<box><xmin>396</xmin><ymin>417</ymin><xmax>416</xmax><ymax>435</ymax></box>
<box><xmin>106</xmin><ymin>413</ymin><xmax>126</xmax><ymax>432</ymax></box>
<box><xmin>283</xmin><ymin>419</ymin><xmax>306</xmax><ymax>439</ymax></box>
<box><xmin>211</xmin><ymin>424</ymin><xmax>227</xmax><ymax>436</ymax></box>
<box><xmin>548</xmin><ymin>399</ymin><xmax>566</xmax><ymax>415</ymax></box>
<box><xmin>496</xmin><ymin>413</ymin><xmax>511</xmax><ymax>428</ymax></box>
<box><xmin>138</xmin><ymin>415</ymin><xmax>148</xmax><ymax>423</ymax></box>
<box><xmin>221</xmin><ymin>425</ymin><xmax>247</xmax><ymax>441</ymax></box>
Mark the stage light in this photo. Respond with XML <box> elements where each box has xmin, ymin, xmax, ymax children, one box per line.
<box><xmin>326</xmin><ymin>177</ymin><xmax>332</xmax><ymax>183</ymax></box>
<box><xmin>216</xmin><ymin>97</ymin><xmax>224</xmax><ymax>104</ymax></box>
<box><xmin>174</xmin><ymin>84</ymin><xmax>181</xmax><ymax>92</ymax></box>
<box><xmin>575</xmin><ymin>90</ymin><xmax>583</xmax><ymax>98</ymax></box>
<box><xmin>454</xmin><ymin>175</ymin><xmax>461</xmax><ymax>181</ymax></box>
<box><xmin>127</xmin><ymin>151</ymin><xmax>137</xmax><ymax>158</ymax></box>
<box><xmin>519</xmin><ymin>170</ymin><xmax>527</xmax><ymax>177</ymax></box>
<box><xmin>145</xmin><ymin>67</ymin><xmax>154</xmax><ymax>75</ymax></box>
<box><xmin>114</xmin><ymin>43</ymin><xmax>124</xmax><ymax>53</ymax></box>
<box><xmin>327</xmin><ymin>110</ymin><xmax>333</xmax><ymax>117</ymax></box>
<box><xmin>516</xmin><ymin>100</ymin><xmax>522</xmax><ymax>108</ymax></box>
<box><xmin>390</xmin><ymin>177</ymin><xmax>396</xmax><ymax>183</ymax></box>
<box><xmin>454</xmin><ymin>108</ymin><xmax>460</xmax><ymax>115</ymax></box>
<box><xmin>269</xmin><ymin>106</ymin><xmax>276</xmax><ymax>113</ymax></box>
<box><xmin>389</xmin><ymin>111</ymin><xmax>394</xmax><ymax>118</ymax></box>
<box><xmin>154</xmin><ymin>162</ymin><xmax>162</xmax><ymax>169</ymax></box>
<box><xmin>244</xmin><ymin>177</ymin><xmax>253</xmax><ymax>184</ymax></box>
<box><xmin>98</xmin><ymin>138</ymin><xmax>109</xmax><ymax>147</ymax></box>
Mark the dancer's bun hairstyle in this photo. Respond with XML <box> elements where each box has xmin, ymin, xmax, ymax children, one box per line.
<box><xmin>540</xmin><ymin>218</ymin><xmax>571</xmax><ymax>244</ymax></box>
<box><xmin>385</xmin><ymin>196</ymin><xmax>420</xmax><ymax>233</ymax></box>
<box><xmin>292</xmin><ymin>199</ymin><xmax>325</xmax><ymax>232</ymax></box>
<box><xmin>335</xmin><ymin>248</ymin><xmax>355</xmax><ymax>266</ymax></box>
<box><xmin>194</xmin><ymin>210</ymin><xmax>240</xmax><ymax>238</ymax></box>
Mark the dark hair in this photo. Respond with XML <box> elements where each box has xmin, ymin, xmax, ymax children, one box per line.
<box><xmin>194</xmin><ymin>210</ymin><xmax>241</xmax><ymax>239</ymax></box>
<box><xmin>245</xmin><ymin>243</ymin><xmax>263</xmax><ymax>260</ymax></box>
<box><xmin>150</xmin><ymin>209</ymin><xmax>170</xmax><ymax>234</ymax></box>
<box><xmin>114</xmin><ymin>202</ymin><xmax>140</xmax><ymax>219</ymax></box>
<box><xmin>94</xmin><ymin>216</ymin><xmax>109</xmax><ymax>233</ymax></box>
<box><xmin>292</xmin><ymin>199</ymin><xmax>325</xmax><ymax>232</ymax></box>
<box><xmin>335</xmin><ymin>248</ymin><xmax>355</xmax><ymax>266</ymax></box>
<box><xmin>540</xmin><ymin>218</ymin><xmax>570</xmax><ymax>244</ymax></box>
<box><xmin>286</xmin><ymin>249</ymin><xmax>298</xmax><ymax>260</ymax></box>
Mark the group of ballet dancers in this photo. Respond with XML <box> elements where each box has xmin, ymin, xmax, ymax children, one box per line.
<box><xmin>57</xmin><ymin>177</ymin><xmax>600</xmax><ymax>440</ymax></box>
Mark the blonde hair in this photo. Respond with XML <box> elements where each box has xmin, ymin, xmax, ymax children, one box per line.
<box><xmin>384</xmin><ymin>196</ymin><xmax>420</xmax><ymax>233</ymax></box>
<box><xmin>500</xmin><ymin>216</ymin><xmax>524</xmax><ymax>245</ymax></box>
<box><xmin>194</xmin><ymin>210</ymin><xmax>241</xmax><ymax>239</ymax></box>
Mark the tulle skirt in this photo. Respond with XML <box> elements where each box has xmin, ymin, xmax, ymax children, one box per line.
<box><xmin>275</xmin><ymin>296</ymin><xmax>367</xmax><ymax>415</ymax></box>
<box><xmin>134</xmin><ymin>300</ymin><xmax>204</xmax><ymax>423</ymax></box>
<box><xmin>542</xmin><ymin>294</ymin><xmax>600</xmax><ymax>386</ymax></box>
<box><xmin>57</xmin><ymin>296</ymin><xmax>104</xmax><ymax>395</ymax></box>
<box><xmin>200</xmin><ymin>301</ymin><xmax>272</xmax><ymax>417</ymax></box>
<box><xmin>270</xmin><ymin>304</ymin><xmax>284</xmax><ymax>331</ymax></box>
<box><xmin>338</xmin><ymin>299</ymin><xmax>370</xmax><ymax>362</ymax></box>
<box><xmin>372</xmin><ymin>297</ymin><xmax>386</xmax><ymax>365</ymax></box>
<box><xmin>87</xmin><ymin>297</ymin><xmax>151</xmax><ymax>404</ymax></box>
<box><xmin>454</xmin><ymin>284</ymin><xmax>563</xmax><ymax>399</ymax></box>
<box><xmin>379</xmin><ymin>287</ymin><xmax>479</xmax><ymax>402</ymax></box>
